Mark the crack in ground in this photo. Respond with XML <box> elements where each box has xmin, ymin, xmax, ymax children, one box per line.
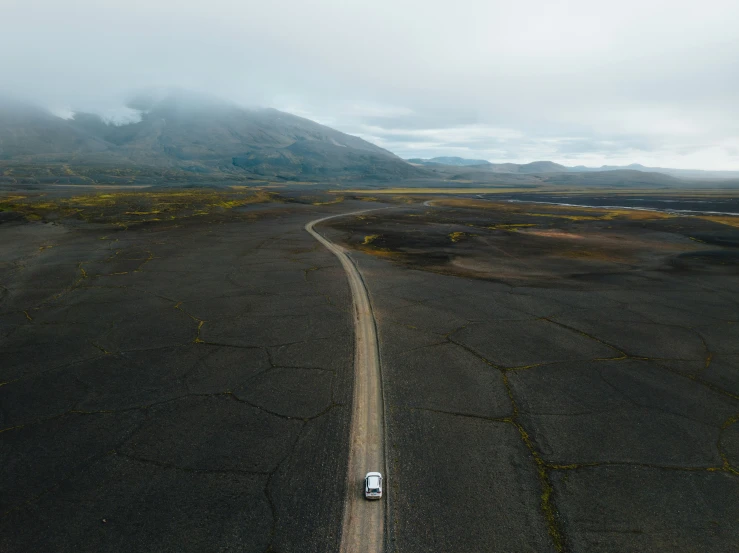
<box><xmin>227</xmin><ymin>391</ymin><xmax>344</xmax><ymax>423</ymax></box>
<box><xmin>545</xmin><ymin>460</ymin><xmax>735</xmax><ymax>473</ymax></box>
<box><xmin>540</xmin><ymin>317</ymin><xmax>626</xmax><ymax>357</ymax></box>
<box><xmin>406</xmin><ymin>406</ymin><xmax>511</xmax><ymax>423</ymax></box>
<box><xmin>500</xmin><ymin>371</ymin><xmax>568</xmax><ymax>553</ymax></box>
<box><xmin>114</xmin><ymin>452</ymin><xmax>272</xmax><ymax>476</ymax></box>
<box><xmin>0</xmin><ymin>391</ymin><xmax>339</xmax><ymax>434</ymax></box>
<box><xmin>424</xmin><ymin>323</ymin><xmax>568</xmax><ymax>551</ymax></box>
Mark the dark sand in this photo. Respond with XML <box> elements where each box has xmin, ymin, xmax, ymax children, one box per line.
<box><xmin>325</xmin><ymin>196</ymin><xmax>739</xmax><ymax>553</ymax></box>
<box><xmin>2</xmin><ymin>189</ymin><xmax>738</xmax><ymax>552</ymax></box>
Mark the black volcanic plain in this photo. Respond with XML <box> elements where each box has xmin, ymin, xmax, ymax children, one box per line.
<box><xmin>324</xmin><ymin>196</ymin><xmax>739</xmax><ymax>553</ymax></box>
<box><xmin>2</xmin><ymin>189</ymin><xmax>739</xmax><ymax>552</ymax></box>
<box><xmin>1</xmin><ymin>190</ymin><xmax>364</xmax><ymax>552</ymax></box>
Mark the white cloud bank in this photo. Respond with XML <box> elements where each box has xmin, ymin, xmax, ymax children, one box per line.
<box><xmin>2</xmin><ymin>0</ymin><xmax>738</xmax><ymax>168</ymax></box>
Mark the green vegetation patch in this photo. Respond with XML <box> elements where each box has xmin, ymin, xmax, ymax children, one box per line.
<box><xmin>0</xmin><ymin>188</ymin><xmax>275</xmax><ymax>227</ymax></box>
<box><xmin>449</xmin><ymin>231</ymin><xmax>476</xmax><ymax>243</ymax></box>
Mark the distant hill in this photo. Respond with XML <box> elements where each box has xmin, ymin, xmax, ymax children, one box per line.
<box><xmin>0</xmin><ymin>91</ymin><xmax>426</xmax><ymax>184</ymax></box>
<box><xmin>407</xmin><ymin>158</ymin><xmax>569</xmax><ymax>173</ymax></box>
<box><xmin>405</xmin><ymin>155</ymin><xmax>739</xmax><ymax>180</ymax></box>
<box><xmin>404</xmin><ymin>156</ymin><xmax>738</xmax><ymax>185</ymax></box>
<box><xmin>515</xmin><ymin>161</ymin><xmax>568</xmax><ymax>173</ymax></box>
<box><xmin>569</xmin><ymin>163</ymin><xmax>739</xmax><ymax>180</ymax></box>
<box><xmin>432</xmin><ymin>167</ymin><xmax>690</xmax><ymax>188</ymax></box>
<box><xmin>408</xmin><ymin>156</ymin><xmax>492</xmax><ymax>167</ymax></box>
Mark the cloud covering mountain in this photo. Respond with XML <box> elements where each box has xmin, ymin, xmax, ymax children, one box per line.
<box><xmin>1</xmin><ymin>0</ymin><xmax>738</xmax><ymax>170</ymax></box>
<box><xmin>0</xmin><ymin>91</ymin><xmax>423</xmax><ymax>182</ymax></box>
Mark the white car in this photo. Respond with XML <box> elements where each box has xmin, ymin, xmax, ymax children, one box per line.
<box><xmin>364</xmin><ymin>472</ymin><xmax>382</xmax><ymax>500</ymax></box>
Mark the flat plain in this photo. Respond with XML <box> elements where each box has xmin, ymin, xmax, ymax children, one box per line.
<box><xmin>324</xmin><ymin>196</ymin><xmax>739</xmax><ymax>553</ymax></box>
<box><xmin>0</xmin><ymin>189</ymin><xmax>363</xmax><ymax>552</ymax></box>
<box><xmin>2</xmin><ymin>188</ymin><xmax>738</xmax><ymax>552</ymax></box>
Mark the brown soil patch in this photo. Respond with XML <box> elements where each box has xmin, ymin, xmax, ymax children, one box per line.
<box><xmin>522</xmin><ymin>229</ymin><xmax>585</xmax><ymax>239</ymax></box>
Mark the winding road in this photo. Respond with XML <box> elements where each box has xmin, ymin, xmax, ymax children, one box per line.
<box><xmin>305</xmin><ymin>210</ymin><xmax>387</xmax><ymax>553</ymax></box>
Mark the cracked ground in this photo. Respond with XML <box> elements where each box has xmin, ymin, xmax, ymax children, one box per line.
<box><xmin>0</xmin><ymin>193</ymin><xmax>368</xmax><ymax>552</ymax></box>
<box><xmin>3</xmin><ymin>190</ymin><xmax>739</xmax><ymax>553</ymax></box>
<box><xmin>325</xmin><ymin>198</ymin><xmax>739</xmax><ymax>553</ymax></box>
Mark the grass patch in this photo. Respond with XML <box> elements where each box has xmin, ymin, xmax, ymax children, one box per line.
<box><xmin>341</xmin><ymin>187</ymin><xmax>547</xmax><ymax>195</ymax></box>
<box><xmin>702</xmin><ymin>215</ymin><xmax>739</xmax><ymax>228</ymax></box>
<box><xmin>449</xmin><ymin>231</ymin><xmax>472</xmax><ymax>243</ymax></box>
<box><xmin>0</xmin><ymin>189</ymin><xmax>275</xmax><ymax>227</ymax></box>
<box><xmin>436</xmin><ymin>198</ymin><xmax>676</xmax><ymax>222</ymax></box>
<box><xmin>487</xmin><ymin>223</ymin><xmax>537</xmax><ymax>230</ymax></box>
<box><xmin>312</xmin><ymin>195</ymin><xmax>345</xmax><ymax>206</ymax></box>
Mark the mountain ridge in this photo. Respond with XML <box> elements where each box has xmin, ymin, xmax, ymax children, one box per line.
<box><xmin>2</xmin><ymin>94</ymin><xmax>737</xmax><ymax>188</ymax></box>
<box><xmin>408</xmin><ymin>156</ymin><xmax>492</xmax><ymax>167</ymax></box>
<box><xmin>0</xmin><ymin>92</ymin><xmax>426</xmax><ymax>183</ymax></box>
<box><xmin>406</xmin><ymin>157</ymin><xmax>739</xmax><ymax>179</ymax></box>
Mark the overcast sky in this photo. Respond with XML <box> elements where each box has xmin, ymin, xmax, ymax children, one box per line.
<box><xmin>2</xmin><ymin>0</ymin><xmax>739</xmax><ymax>169</ymax></box>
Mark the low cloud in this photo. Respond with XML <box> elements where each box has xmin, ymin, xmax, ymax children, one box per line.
<box><xmin>2</xmin><ymin>0</ymin><xmax>738</xmax><ymax>169</ymax></box>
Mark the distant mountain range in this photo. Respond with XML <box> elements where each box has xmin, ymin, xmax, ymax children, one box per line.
<box><xmin>0</xmin><ymin>91</ymin><xmax>426</xmax><ymax>184</ymax></box>
<box><xmin>1</xmin><ymin>94</ymin><xmax>737</xmax><ymax>188</ymax></box>
<box><xmin>407</xmin><ymin>156</ymin><xmax>492</xmax><ymax>167</ymax></box>
<box><xmin>407</xmin><ymin>157</ymin><xmax>739</xmax><ymax>180</ymax></box>
<box><xmin>568</xmin><ymin>163</ymin><xmax>739</xmax><ymax>180</ymax></box>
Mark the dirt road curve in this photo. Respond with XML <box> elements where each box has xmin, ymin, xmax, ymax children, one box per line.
<box><xmin>306</xmin><ymin>211</ymin><xmax>387</xmax><ymax>553</ymax></box>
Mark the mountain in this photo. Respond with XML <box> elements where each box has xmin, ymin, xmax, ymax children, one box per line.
<box><xmin>568</xmin><ymin>163</ymin><xmax>739</xmax><ymax>180</ymax></box>
<box><xmin>3</xmin><ymin>95</ymin><xmax>735</xmax><ymax>188</ymax></box>
<box><xmin>459</xmin><ymin>160</ymin><xmax>569</xmax><ymax>174</ymax></box>
<box><xmin>408</xmin><ymin>156</ymin><xmax>491</xmax><ymax>166</ymax></box>
<box><xmin>514</xmin><ymin>161</ymin><xmax>568</xmax><ymax>173</ymax></box>
<box><xmin>0</xmin><ymin>91</ymin><xmax>426</xmax><ymax>183</ymax></box>
<box><xmin>406</xmin><ymin>158</ymin><xmax>569</xmax><ymax>173</ymax></box>
<box><xmin>404</xmin><ymin>156</ymin><xmax>738</xmax><ymax>184</ymax></box>
<box><xmin>0</xmin><ymin>99</ymin><xmax>111</xmax><ymax>160</ymax></box>
<box><xmin>427</xmin><ymin>167</ymin><xmax>689</xmax><ymax>188</ymax></box>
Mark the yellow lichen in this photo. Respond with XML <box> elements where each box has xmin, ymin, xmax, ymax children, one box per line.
<box><xmin>449</xmin><ymin>231</ymin><xmax>471</xmax><ymax>243</ymax></box>
<box><xmin>701</xmin><ymin>215</ymin><xmax>739</xmax><ymax>228</ymax></box>
<box><xmin>0</xmin><ymin>189</ymin><xmax>274</xmax><ymax>227</ymax></box>
<box><xmin>312</xmin><ymin>196</ymin><xmax>345</xmax><ymax>206</ymax></box>
<box><xmin>487</xmin><ymin>223</ymin><xmax>537</xmax><ymax>230</ymax></box>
